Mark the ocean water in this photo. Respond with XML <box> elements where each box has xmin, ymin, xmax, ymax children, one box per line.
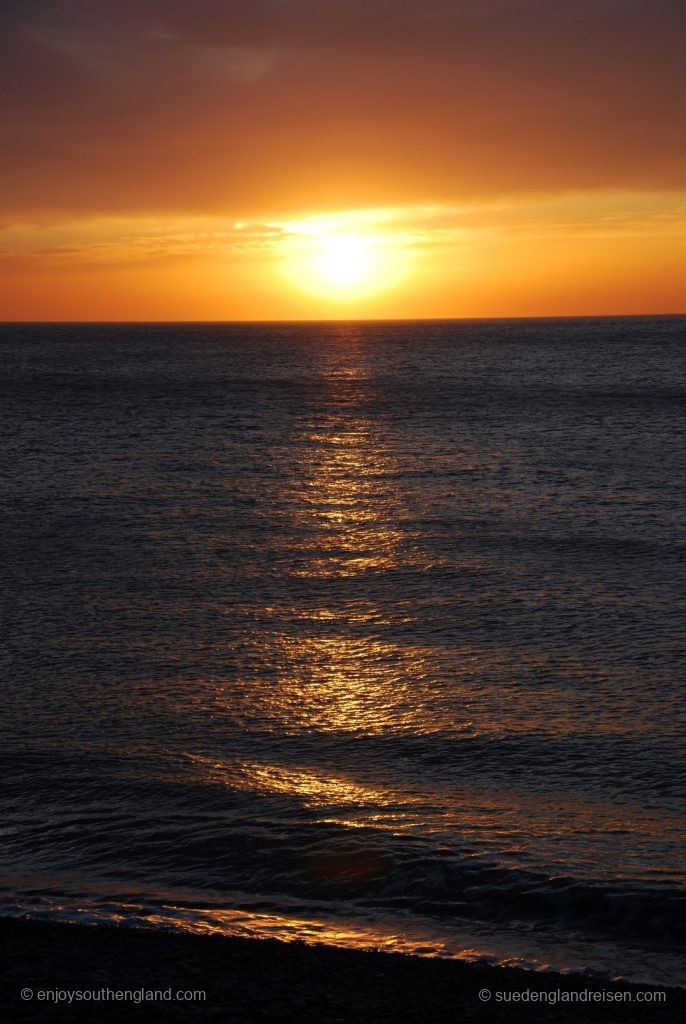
<box><xmin>1</xmin><ymin>317</ymin><xmax>684</xmax><ymax>985</ymax></box>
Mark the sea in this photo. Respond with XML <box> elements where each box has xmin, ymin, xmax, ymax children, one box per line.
<box><xmin>1</xmin><ymin>317</ymin><xmax>684</xmax><ymax>986</ymax></box>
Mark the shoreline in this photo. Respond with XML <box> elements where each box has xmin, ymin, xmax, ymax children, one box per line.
<box><xmin>1</xmin><ymin>917</ymin><xmax>682</xmax><ymax>1022</ymax></box>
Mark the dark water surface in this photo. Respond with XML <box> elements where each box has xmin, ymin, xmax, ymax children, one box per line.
<box><xmin>1</xmin><ymin>318</ymin><xmax>685</xmax><ymax>983</ymax></box>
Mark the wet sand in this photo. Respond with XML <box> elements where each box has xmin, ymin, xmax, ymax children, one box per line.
<box><xmin>0</xmin><ymin>917</ymin><xmax>681</xmax><ymax>1023</ymax></box>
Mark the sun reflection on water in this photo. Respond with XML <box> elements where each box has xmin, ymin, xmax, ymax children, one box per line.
<box><xmin>185</xmin><ymin>754</ymin><xmax>422</xmax><ymax>811</ymax></box>
<box><xmin>217</xmin><ymin>336</ymin><xmax>463</xmax><ymax>739</ymax></box>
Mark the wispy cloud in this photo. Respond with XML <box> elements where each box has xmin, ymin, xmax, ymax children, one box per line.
<box><xmin>3</xmin><ymin>193</ymin><xmax>685</xmax><ymax>272</ymax></box>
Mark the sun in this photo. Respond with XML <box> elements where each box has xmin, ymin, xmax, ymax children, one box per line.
<box><xmin>313</xmin><ymin>235</ymin><xmax>375</xmax><ymax>289</ymax></box>
<box><xmin>282</xmin><ymin>226</ymin><xmax>409</xmax><ymax>302</ymax></box>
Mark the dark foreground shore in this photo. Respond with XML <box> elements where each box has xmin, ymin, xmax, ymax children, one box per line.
<box><xmin>0</xmin><ymin>917</ymin><xmax>682</xmax><ymax>1023</ymax></box>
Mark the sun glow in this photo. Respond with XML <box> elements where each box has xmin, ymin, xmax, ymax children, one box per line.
<box><xmin>281</xmin><ymin>216</ymin><xmax>410</xmax><ymax>302</ymax></box>
<box><xmin>314</xmin><ymin>234</ymin><xmax>375</xmax><ymax>289</ymax></box>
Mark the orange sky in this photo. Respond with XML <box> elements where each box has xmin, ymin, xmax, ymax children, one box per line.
<box><xmin>1</xmin><ymin>1</ymin><xmax>684</xmax><ymax>319</ymax></box>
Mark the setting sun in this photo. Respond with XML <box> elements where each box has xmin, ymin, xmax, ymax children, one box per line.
<box><xmin>281</xmin><ymin>222</ymin><xmax>411</xmax><ymax>304</ymax></box>
<box><xmin>314</xmin><ymin>235</ymin><xmax>374</xmax><ymax>289</ymax></box>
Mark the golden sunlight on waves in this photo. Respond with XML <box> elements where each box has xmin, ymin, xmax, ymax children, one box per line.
<box><xmin>182</xmin><ymin>754</ymin><xmax>678</xmax><ymax>864</ymax></box>
<box><xmin>243</xmin><ymin>633</ymin><xmax>438</xmax><ymax>736</ymax></box>
<box><xmin>224</xmin><ymin>366</ymin><xmax>455</xmax><ymax>737</ymax></box>
<box><xmin>185</xmin><ymin>755</ymin><xmax>421</xmax><ymax>811</ymax></box>
<box><xmin>290</xmin><ymin>387</ymin><xmax>406</xmax><ymax>574</ymax></box>
<box><xmin>144</xmin><ymin>903</ymin><xmax>479</xmax><ymax>960</ymax></box>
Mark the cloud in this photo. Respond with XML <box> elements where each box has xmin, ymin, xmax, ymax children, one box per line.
<box><xmin>3</xmin><ymin>193</ymin><xmax>684</xmax><ymax>277</ymax></box>
<box><xmin>1</xmin><ymin>1</ymin><xmax>684</xmax><ymax>219</ymax></box>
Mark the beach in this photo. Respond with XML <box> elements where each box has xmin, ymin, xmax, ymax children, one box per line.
<box><xmin>1</xmin><ymin>918</ymin><xmax>682</xmax><ymax>1023</ymax></box>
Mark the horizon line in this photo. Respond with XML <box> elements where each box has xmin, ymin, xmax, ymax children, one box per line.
<box><xmin>1</xmin><ymin>312</ymin><xmax>685</xmax><ymax>326</ymax></box>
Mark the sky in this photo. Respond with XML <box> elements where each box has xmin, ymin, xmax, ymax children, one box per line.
<box><xmin>1</xmin><ymin>0</ymin><xmax>684</xmax><ymax>319</ymax></box>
